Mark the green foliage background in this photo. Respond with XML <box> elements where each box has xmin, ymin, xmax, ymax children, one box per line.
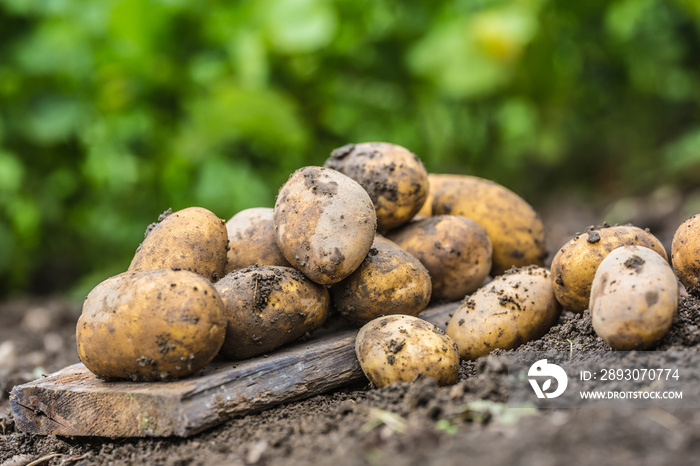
<box><xmin>1</xmin><ymin>0</ymin><xmax>699</xmax><ymax>298</ymax></box>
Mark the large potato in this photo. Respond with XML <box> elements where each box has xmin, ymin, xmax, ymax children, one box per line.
<box><xmin>129</xmin><ymin>207</ymin><xmax>228</xmax><ymax>282</ymax></box>
<box><xmin>415</xmin><ymin>173</ymin><xmax>465</xmax><ymax>217</ymax></box>
<box><xmin>387</xmin><ymin>215</ymin><xmax>492</xmax><ymax>301</ymax></box>
<box><xmin>330</xmin><ymin>238</ymin><xmax>432</xmax><ymax>325</ymax></box>
<box><xmin>355</xmin><ymin>315</ymin><xmax>460</xmax><ymax>388</ymax></box>
<box><xmin>274</xmin><ymin>166</ymin><xmax>377</xmax><ymax>285</ymax></box>
<box><xmin>77</xmin><ymin>269</ymin><xmax>226</xmax><ymax>381</ymax></box>
<box><xmin>225</xmin><ymin>207</ymin><xmax>290</xmax><ymax>274</ymax></box>
<box><xmin>432</xmin><ymin>175</ymin><xmax>547</xmax><ymax>276</ymax></box>
<box><xmin>590</xmin><ymin>246</ymin><xmax>678</xmax><ymax>350</ymax></box>
<box><xmin>550</xmin><ymin>224</ymin><xmax>668</xmax><ymax>313</ymax></box>
<box><xmin>671</xmin><ymin>214</ymin><xmax>700</xmax><ymax>295</ymax></box>
<box><xmin>324</xmin><ymin>142</ymin><xmax>428</xmax><ymax>231</ymax></box>
<box><xmin>446</xmin><ymin>266</ymin><xmax>560</xmax><ymax>360</ymax></box>
<box><xmin>214</xmin><ymin>265</ymin><xmax>330</xmax><ymax>359</ymax></box>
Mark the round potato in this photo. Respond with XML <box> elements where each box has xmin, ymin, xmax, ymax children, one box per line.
<box><xmin>129</xmin><ymin>207</ymin><xmax>228</xmax><ymax>282</ymax></box>
<box><xmin>431</xmin><ymin>175</ymin><xmax>547</xmax><ymax>276</ymax></box>
<box><xmin>590</xmin><ymin>245</ymin><xmax>678</xmax><ymax>350</ymax></box>
<box><xmin>387</xmin><ymin>215</ymin><xmax>492</xmax><ymax>301</ymax></box>
<box><xmin>214</xmin><ymin>265</ymin><xmax>330</xmax><ymax>360</ymax></box>
<box><xmin>274</xmin><ymin>166</ymin><xmax>377</xmax><ymax>285</ymax></box>
<box><xmin>671</xmin><ymin>214</ymin><xmax>700</xmax><ymax>295</ymax></box>
<box><xmin>355</xmin><ymin>315</ymin><xmax>460</xmax><ymax>388</ymax></box>
<box><xmin>324</xmin><ymin>142</ymin><xmax>428</xmax><ymax>231</ymax></box>
<box><xmin>225</xmin><ymin>207</ymin><xmax>290</xmax><ymax>274</ymax></box>
<box><xmin>77</xmin><ymin>269</ymin><xmax>226</xmax><ymax>381</ymax></box>
<box><xmin>550</xmin><ymin>224</ymin><xmax>668</xmax><ymax>313</ymax></box>
<box><xmin>446</xmin><ymin>266</ymin><xmax>560</xmax><ymax>360</ymax></box>
<box><xmin>330</xmin><ymin>238</ymin><xmax>432</xmax><ymax>325</ymax></box>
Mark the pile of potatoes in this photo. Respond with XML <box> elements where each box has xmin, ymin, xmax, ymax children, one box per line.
<box><xmin>76</xmin><ymin>141</ymin><xmax>699</xmax><ymax>388</ymax></box>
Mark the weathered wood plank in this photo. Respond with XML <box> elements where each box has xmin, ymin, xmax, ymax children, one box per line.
<box><xmin>10</xmin><ymin>302</ymin><xmax>459</xmax><ymax>438</ymax></box>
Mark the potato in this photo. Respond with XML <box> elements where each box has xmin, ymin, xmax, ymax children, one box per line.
<box><xmin>415</xmin><ymin>173</ymin><xmax>465</xmax><ymax>217</ymax></box>
<box><xmin>214</xmin><ymin>265</ymin><xmax>330</xmax><ymax>359</ymax></box>
<box><xmin>590</xmin><ymin>245</ymin><xmax>678</xmax><ymax>350</ymax></box>
<box><xmin>431</xmin><ymin>175</ymin><xmax>547</xmax><ymax>276</ymax></box>
<box><xmin>355</xmin><ymin>315</ymin><xmax>460</xmax><ymax>388</ymax></box>
<box><xmin>550</xmin><ymin>224</ymin><xmax>668</xmax><ymax>313</ymax></box>
<box><xmin>324</xmin><ymin>142</ymin><xmax>428</xmax><ymax>231</ymax></box>
<box><xmin>446</xmin><ymin>266</ymin><xmax>560</xmax><ymax>360</ymax></box>
<box><xmin>225</xmin><ymin>207</ymin><xmax>290</xmax><ymax>274</ymax></box>
<box><xmin>76</xmin><ymin>269</ymin><xmax>226</xmax><ymax>381</ymax></box>
<box><xmin>387</xmin><ymin>215</ymin><xmax>492</xmax><ymax>301</ymax></box>
<box><xmin>330</xmin><ymin>238</ymin><xmax>432</xmax><ymax>325</ymax></box>
<box><xmin>274</xmin><ymin>166</ymin><xmax>377</xmax><ymax>285</ymax></box>
<box><xmin>671</xmin><ymin>214</ymin><xmax>700</xmax><ymax>295</ymax></box>
<box><xmin>129</xmin><ymin>207</ymin><xmax>228</xmax><ymax>282</ymax></box>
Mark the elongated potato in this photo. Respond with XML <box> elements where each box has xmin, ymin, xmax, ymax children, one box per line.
<box><xmin>432</xmin><ymin>175</ymin><xmax>547</xmax><ymax>276</ymax></box>
<box><xmin>225</xmin><ymin>207</ymin><xmax>290</xmax><ymax>274</ymax></box>
<box><xmin>77</xmin><ymin>269</ymin><xmax>226</xmax><ymax>381</ymax></box>
<box><xmin>355</xmin><ymin>315</ymin><xmax>460</xmax><ymax>388</ymax></box>
<box><xmin>274</xmin><ymin>166</ymin><xmax>377</xmax><ymax>285</ymax></box>
<box><xmin>550</xmin><ymin>224</ymin><xmax>668</xmax><ymax>313</ymax></box>
<box><xmin>324</xmin><ymin>142</ymin><xmax>428</xmax><ymax>231</ymax></box>
<box><xmin>590</xmin><ymin>246</ymin><xmax>678</xmax><ymax>350</ymax></box>
<box><xmin>446</xmin><ymin>266</ymin><xmax>561</xmax><ymax>360</ymax></box>
<box><xmin>415</xmin><ymin>173</ymin><xmax>466</xmax><ymax>217</ymax></box>
<box><xmin>671</xmin><ymin>214</ymin><xmax>700</xmax><ymax>295</ymax></box>
<box><xmin>214</xmin><ymin>265</ymin><xmax>330</xmax><ymax>359</ymax></box>
<box><xmin>388</xmin><ymin>215</ymin><xmax>492</xmax><ymax>301</ymax></box>
<box><xmin>129</xmin><ymin>207</ymin><xmax>228</xmax><ymax>282</ymax></box>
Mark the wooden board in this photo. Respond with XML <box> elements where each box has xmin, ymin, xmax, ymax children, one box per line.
<box><xmin>10</xmin><ymin>302</ymin><xmax>458</xmax><ymax>438</ymax></box>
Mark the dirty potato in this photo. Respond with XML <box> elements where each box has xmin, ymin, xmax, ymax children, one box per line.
<box><xmin>129</xmin><ymin>207</ymin><xmax>228</xmax><ymax>282</ymax></box>
<box><xmin>77</xmin><ymin>269</ymin><xmax>226</xmax><ymax>381</ymax></box>
<box><xmin>387</xmin><ymin>216</ymin><xmax>492</xmax><ymax>301</ymax></box>
<box><xmin>214</xmin><ymin>265</ymin><xmax>330</xmax><ymax>359</ymax></box>
<box><xmin>431</xmin><ymin>175</ymin><xmax>547</xmax><ymax>276</ymax></box>
<box><xmin>225</xmin><ymin>207</ymin><xmax>290</xmax><ymax>274</ymax></box>
<box><xmin>415</xmin><ymin>173</ymin><xmax>466</xmax><ymax>217</ymax></box>
<box><xmin>671</xmin><ymin>214</ymin><xmax>700</xmax><ymax>295</ymax></box>
<box><xmin>551</xmin><ymin>224</ymin><xmax>668</xmax><ymax>313</ymax></box>
<box><xmin>355</xmin><ymin>315</ymin><xmax>460</xmax><ymax>388</ymax></box>
<box><xmin>324</xmin><ymin>142</ymin><xmax>428</xmax><ymax>231</ymax></box>
<box><xmin>330</xmin><ymin>238</ymin><xmax>432</xmax><ymax>325</ymax></box>
<box><xmin>590</xmin><ymin>246</ymin><xmax>678</xmax><ymax>350</ymax></box>
<box><xmin>446</xmin><ymin>266</ymin><xmax>560</xmax><ymax>360</ymax></box>
<box><xmin>274</xmin><ymin>166</ymin><xmax>377</xmax><ymax>285</ymax></box>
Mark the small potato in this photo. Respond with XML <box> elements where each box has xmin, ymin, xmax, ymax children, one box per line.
<box><xmin>590</xmin><ymin>246</ymin><xmax>678</xmax><ymax>350</ymax></box>
<box><xmin>446</xmin><ymin>266</ymin><xmax>561</xmax><ymax>360</ymax></box>
<box><xmin>129</xmin><ymin>207</ymin><xmax>228</xmax><ymax>282</ymax></box>
<box><xmin>671</xmin><ymin>214</ymin><xmax>700</xmax><ymax>295</ymax></box>
<box><xmin>77</xmin><ymin>269</ymin><xmax>226</xmax><ymax>381</ymax></box>
<box><xmin>355</xmin><ymin>315</ymin><xmax>460</xmax><ymax>388</ymax></box>
<box><xmin>388</xmin><ymin>215</ymin><xmax>492</xmax><ymax>301</ymax></box>
<box><xmin>324</xmin><ymin>142</ymin><xmax>428</xmax><ymax>231</ymax></box>
<box><xmin>551</xmin><ymin>224</ymin><xmax>668</xmax><ymax>313</ymax></box>
<box><xmin>432</xmin><ymin>175</ymin><xmax>547</xmax><ymax>276</ymax></box>
<box><xmin>274</xmin><ymin>166</ymin><xmax>377</xmax><ymax>285</ymax></box>
<box><xmin>214</xmin><ymin>265</ymin><xmax>330</xmax><ymax>359</ymax></box>
<box><xmin>225</xmin><ymin>207</ymin><xmax>290</xmax><ymax>274</ymax></box>
<box><xmin>330</xmin><ymin>238</ymin><xmax>432</xmax><ymax>325</ymax></box>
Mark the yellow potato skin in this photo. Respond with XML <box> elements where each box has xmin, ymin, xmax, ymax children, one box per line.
<box><xmin>416</xmin><ymin>173</ymin><xmax>466</xmax><ymax>217</ymax></box>
<box><xmin>225</xmin><ymin>207</ymin><xmax>290</xmax><ymax>274</ymax></box>
<box><xmin>330</xmin><ymin>238</ymin><xmax>432</xmax><ymax>325</ymax></box>
<box><xmin>129</xmin><ymin>207</ymin><xmax>228</xmax><ymax>282</ymax></box>
<box><xmin>77</xmin><ymin>269</ymin><xmax>226</xmax><ymax>381</ymax></box>
<box><xmin>388</xmin><ymin>215</ymin><xmax>492</xmax><ymax>301</ymax></box>
<box><xmin>590</xmin><ymin>246</ymin><xmax>678</xmax><ymax>350</ymax></box>
<box><xmin>550</xmin><ymin>224</ymin><xmax>668</xmax><ymax>313</ymax></box>
<box><xmin>446</xmin><ymin>266</ymin><xmax>560</xmax><ymax>360</ymax></box>
<box><xmin>431</xmin><ymin>175</ymin><xmax>547</xmax><ymax>276</ymax></box>
<box><xmin>355</xmin><ymin>315</ymin><xmax>460</xmax><ymax>388</ymax></box>
<box><xmin>214</xmin><ymin>266</ymin><xmax>330</xmax><ymax>360</ymax></box>
<box><xmin>671</xmin><ymin>214</ymin><xmax>700</xmax><ymax>295</ymax></box>
<box><xmin>324</xmin><ymin>142</ymin><xmax>428</xmax><ymax>231</ymax></box>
